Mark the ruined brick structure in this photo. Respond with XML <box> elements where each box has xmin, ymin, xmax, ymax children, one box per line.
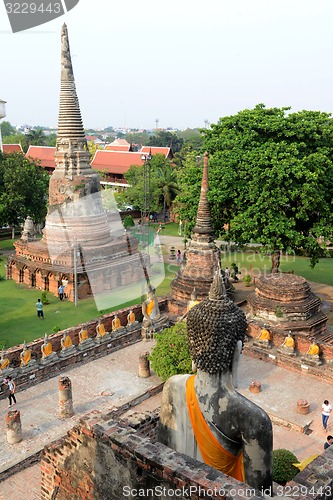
<box><xmin>7</xmin><ymin>24</ymin><xmax>144</xmax><ymax>302</ymax></box>
<box><xmin>169</xmin><ymin>152</ymin><xmax>221</xmax><ymax>315</ymax></box>
<box><xmin>248</xmin><ymin>273</ymin><xmax>327</xmax><ymax>337</ymax></box>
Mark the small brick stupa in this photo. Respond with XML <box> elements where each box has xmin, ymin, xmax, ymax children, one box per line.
<box><xmin>7</xmin><ymin>25</ymin><xmax>143</xmax><ymax>304</ymax></box>
<box><xmin>248</xmin><ymin>273</ymin><xmax>327</xmax><ymax>337</ymax></box>
<box><xmin>168</xmin><ymin>152</ymin><xmax>220</xmax><ymax>315</ymax></box>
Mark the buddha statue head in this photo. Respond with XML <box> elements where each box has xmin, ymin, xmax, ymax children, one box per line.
<box><xmin>187</xmin><ymin>268</ymin><xmax>247</xmax><ymax>375</ymax></box>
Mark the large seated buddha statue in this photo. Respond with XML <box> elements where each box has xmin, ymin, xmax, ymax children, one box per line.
<box><xmin>159</xmin><ymin>268</ymin><xmax>272</xmax><ymax>492</ymax></box>
<box><xmin>78</xmin><ymin>323</ymin><xmax>95</xmax><ymax>351</ymax></box>
<box><xmin>111</xmin><ymin>314</ymin><xmax>125</xmax><ymax>336</ymax></box>
<box><xmin>95</xmin><ymin>318</ymin><xmax>111</xmax><ymax>344</ymax></box>
<box><xmin>126</xmin><ymin>309</ymin><xmax>139</xmax><ymax>331</ymax></box>
<box><xmin>59</xmin><ymin>331</ymin><xmax>77</xmax><ymax>358</ymax></box>
<box><xmin>253</xmin><ymin>324</ymin><xmax>272</xmax><ymax>349</ymax></box>
<box><xmin>141</xmin><ymin>285</ymin><xmax>168</xmax><ymax>340</ymax></box>
<box><xmin>277</xmin><ymin>331</ymin><xmax>296</xmax><ymax>357</ymax></box>
<box><xmin>40</xmin><ymin>334</ymin><xmax>58</xmax><ymax>365</ymax></box>
<box><xmin>20</xmin><ymin>341</ymin><xmax>37</xmax><ymax>371</ymax></box>
<box><xmin>302</xmin><ymin>338</ymin><xmax>322</xmax><ymax>366</ymax></box>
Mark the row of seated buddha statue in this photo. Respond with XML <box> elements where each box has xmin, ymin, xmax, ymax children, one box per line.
<box><xmin>253</xmin><ymin>325</ymin><xmax>322</xmax><ymax>366</ymax></box>
<box><xmin>0</xmin><ymin>310</ymin><xmax>140</xmax><ymax>374</ymax></box>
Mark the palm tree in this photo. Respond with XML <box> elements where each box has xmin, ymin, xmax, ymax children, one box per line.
<box><xmin>157</xmin><ymin>163</ymin><xmax>179</xmax><ymax>222</ymax></box>
<box><xmin>25</xmin><ymin>127</ymin><xmax>47</xmax><ymax>146</ymax></box>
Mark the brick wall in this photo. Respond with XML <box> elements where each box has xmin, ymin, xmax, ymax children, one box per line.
<box><xmin>40</xmin><ymin>416</ymin><xmax>263</xmax><ymax>500</ymax></box>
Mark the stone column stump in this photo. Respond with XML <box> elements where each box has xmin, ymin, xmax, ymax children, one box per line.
<box><xmin>297</xmin><ymin>399</ymin><xmax>310</xmax><ymax>414</ymax></box>
<box><xmin>6</xmin><ymin>410</ymin><xmax>22</xmax><ymax>444</ymax></box>
<box><xmin>59</xmin><ymin>376</ymin><xmax>74</xmax><ymax>419</ymax></box>
<box><xmin>249</xmin><ymin>381</ymin><xmax>261</xmax><ymax>394</ymax></box>
<box><xmin>138</xmin><ymin>352</ymin><xmax>151</xmax><ymax>378</ymax></box>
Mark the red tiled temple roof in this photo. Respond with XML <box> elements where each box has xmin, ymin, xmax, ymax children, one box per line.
<box><xmin>26</xmin><ymin>145</ymin><xmax>56</xmax><ymax>169</ymax></box>
<box><xmin>91</xmin><ymin>150</ymin><xmax>144</xmax><ymax>174</ymax></box>
<box><xmin>140</xmin><ymin>146</ymin><xmax>172</xmax><ymax>158</ymax></box>
<box><xmin>2</xmin><ymin>144</ymin><xmax>23</xmax><ymax>154</ymax></box>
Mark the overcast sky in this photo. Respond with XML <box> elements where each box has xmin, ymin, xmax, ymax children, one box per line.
<box><xmin>1</xmin><ymin>0</ymin><xmax>333</xmax><ymax>131</ymax></box>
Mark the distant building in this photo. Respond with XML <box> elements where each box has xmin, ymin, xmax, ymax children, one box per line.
<box><xmin>25</xmin><ymin>145</ymin><xmax>56</xmax><ymax>174</ymax></box>
<box><xmin>105</xmin><ymin>138</ymin><xmax>133</xmax><ymax>152</ymax></box>
<box><xmin>2</xmin><ymin>144</ymin><xmax>23</xmax><ymax>154</ymax></box>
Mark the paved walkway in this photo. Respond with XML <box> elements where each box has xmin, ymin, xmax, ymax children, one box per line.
<box><xmin>1</xmin><ymin>338</ymin><xmax>333</xmax><ymax>499</ymax></box>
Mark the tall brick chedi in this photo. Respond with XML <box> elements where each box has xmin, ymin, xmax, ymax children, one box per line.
<box><xmin>8</xmin><ymin>25</ymin><xmax>143</xmax><ymax>303</ymax></box>
<box><xmin>169</xmin><ymin>152</ymin><xmax>220</xmax><ymax>315</ymax></box>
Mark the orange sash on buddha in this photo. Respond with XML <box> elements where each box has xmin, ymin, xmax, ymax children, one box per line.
<box><xmin>186</xmin><ymin>375</ymin><xmax>245</xmax><ymax>482</ymax></box>
<box><xmin>146</xmin><ymin>299</ymin><xmax>155</xmax><ymax>317</ymax></box>
<box><xmin>98</xmin><ymin>324</ymin><xmax>106</xmax><ymax>336</ymax></box>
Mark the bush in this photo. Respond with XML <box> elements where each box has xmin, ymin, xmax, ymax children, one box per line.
<box><xmin>149</xmin><ymin>322</ymin><xmax>192</xmax><ymax>381</ymax></box>
<box><xmin>242</xmin><ymin>274</ymin><xmax>252</xmax><ymax>286</ymax></box>
<box><xmin>272</xmin><ymin>449</ymin><xmax>300</xmax><ymax>485</ymax></box>
<box><xmin>52</xmin><ymin>325</ymin><xmax>61</xmax><ymax>333</ymax></box>
<box><xmin>123</xmin><ymin>215</ymin><xmax>135</xmax><ymax>229</ymax></box>
<box><xmin>41</xmin><ymin>291</ymin><xmax>50</xmax><ymax>305</ymax></box>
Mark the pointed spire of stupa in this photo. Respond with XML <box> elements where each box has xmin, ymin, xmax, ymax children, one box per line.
<box><xmin>57</xmin><ymin>23</ymin><xmax>85</xmax><ymax>140</ymax></box>
<box><xmin>193</xmin><ymin>151</ymin><xmax>214</xmax><ymax>235</ymax></box>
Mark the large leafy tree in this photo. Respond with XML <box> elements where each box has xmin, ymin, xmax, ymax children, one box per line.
<box><xmin>1</xmin><ymin>121</ymin><xmax>16</xmax><ymax>138</ymax></box>
<box><xmin>124</xmin><ymin>154</ymin><xmax>178</xmax><ymax>215</ymax></box>
<box><xmin>176</xmin><ymin>105</ymin><xmax>333</xmax><ymax>271</ymax></box>
<box><xmin>25</xmin><ymin>127</ymin><xmax>47</xmax><ymax>146</ymax></box>
<box><xmin>0</xmin><ymin>152</ymin><xmax>49</xmax><ymax>231</ymax></box>
<box><xmin>148</xmin><ymin>130</ymin><xmax>184</xmax><ymax>153</ymax></box>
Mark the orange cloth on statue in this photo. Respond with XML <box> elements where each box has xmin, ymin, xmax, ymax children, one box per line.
<box><xmin>259</xmin><ymin>329</ymin><xmax>270</xmax><ymax>341</ymax></box>
<box><xmin>63</xmin><ymin>336</ymin><xmax>72</xmax><ymax>348</ymax></box>
<box><xmin>284</xmin><ymin>337</ymin><xmax>294</xmax><ymax>348</ymax></box>
<box><xmin>21</xmin><ymin>350</ymin><xmax>31</xmax><ymax>365</ymax></box>
<box><xmin>80</xmin><ymin>329</ymin><xmax>88</xmax><ymax>342</ymax></box>
<box><xmin>98</xmin><ymin>324</ymin><xmax>106</xmax><ymax>336</ymax></box>
<box><xmin>146</xmin><ymin>299</ymin><xmax>155</xmax><ymax>317</ymax></box>
<box><xmin>308</xmin><ymin>344</ymin><xmax>319</xmax><ymax>356</ymax></box>
<box><xmin>43</xmin><ymin>342</ymin><xmax>53</xmax><ymax>357</ymax></box>
<box><xmin>1</xmin><ymin>358</ymin><xmax>9</xmax><ymax>369</ymax></box>
<box><xmin>128</xmin><ymin>312</ymin><xmax>135</xmax><ymax>323</ymax></box>
<box><xmin>112</xmin><ymin>317</ymin><xmax>121</xmax><ymax>330</ymax></box>
<box><xmin>186</xmin><ymin>375</ymin><xmax>245</xmax><ymax>481</ymax></box>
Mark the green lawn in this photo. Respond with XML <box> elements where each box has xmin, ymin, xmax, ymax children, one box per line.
<box><xmin>220</xmin><ymin>250</ymin><xmax>333</xmax><ymax>286</ymax></box>
<box><xmin>150</xmin><ymin>222</ymin><xmax>181</xmax><ymax>237</ymax></box>
<box><xmin>0</xmin><ymin>254</ymin><xmax>177</xmax><ymax>349</ymax></box>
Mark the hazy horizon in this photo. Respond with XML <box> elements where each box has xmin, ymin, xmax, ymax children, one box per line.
<box><xmin>1</xmin><ymin>0</ymin><xmax>333</xmax><ymax>131</ymax></box>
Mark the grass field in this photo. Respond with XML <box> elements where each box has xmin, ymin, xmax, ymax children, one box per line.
<box><xmin>1</xmin><ymin>236</ymin><xmax>333</xmax><ymax>349</ymax></box>
<box><xmin>0</xmin><ymin>242</ymin><xmax>177</xmax><ymax>348</ymax></box>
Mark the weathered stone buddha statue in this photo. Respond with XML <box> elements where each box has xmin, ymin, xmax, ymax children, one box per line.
<box><xmin>302</xmin><ymin>339</ymin><xmax>322</xmax><ymax>366</ymax></box>
<box><xmin>95</xmin><ymin>318</ymin><xmax>111</xmax><ymax>344</ymax></box>
<box><xmin>20</xmin><ymin>341</ymin><xmax>37</xmax><ymax>371</ymax></box>
<box><xmin>141</xmin><ymin>286</ymin><xmax>168</xmax><ymax>340</ymax></box>
<box><xmin>78</xmin><ymin>324</ymin><xmax>95</xmax><ymax>351</ymax></box>
<box><xmin>40</xmin><ymin>334</ymin><xmax>58</xmax><ymax>364</ymax></box>
<box><xmin>59</xmin><ymin>331</ymin><xmax>77</xmax><ymax>358</ymax></box>
<box><xmin>159</xmin><ymin>269</ymin><xmax>273</xmax><ymax>492</ymax></box>
<box><xmin>277</xmin><ymin>331</ymin><xmax>295</xmax><ymax>357</ymax></box>
<box><xmin>0</xmin><ymin>349</ymin><xmax>14</xmax><ymax>377</ymax></box>
<box><xmin>111</xmin><ymin>314</ymin><xmax>125</xmax><ymax>335</ymax></box>
<box><xmin>126</xmin><ymin>309</ymin><xmax>139</xmax><ymax>331</ymax></box>
<box><xmin>178</xmin><ymin>288</ymin><xmax>200</xmax><ymax>322</ymax></box>
<box><xmin>253</xmin><ymin>324</ymin><xmax>271</xmax><ymax>349</ymax></box>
